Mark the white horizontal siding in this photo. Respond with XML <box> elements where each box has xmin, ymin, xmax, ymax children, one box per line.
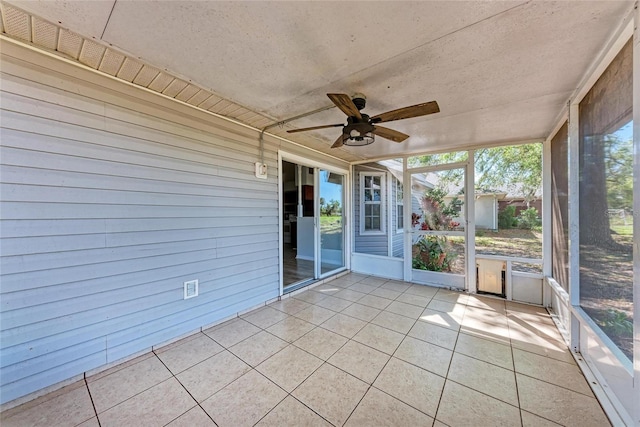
<box><xmin>0</xmin><ymin>41</ymin><xmax>330</xmax><ymax>404</ymax></box>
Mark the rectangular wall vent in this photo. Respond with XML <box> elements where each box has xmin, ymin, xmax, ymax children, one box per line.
<box><xmin>183</xmin><ymin>279</ymin><xmax>199</xmax><ymax>299</ymax></box>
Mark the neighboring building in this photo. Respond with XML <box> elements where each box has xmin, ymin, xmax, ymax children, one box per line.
<box><xmin>498</xmin><ymin>197</ymin><xmax>542</xmax><ymax>217</ymax></box>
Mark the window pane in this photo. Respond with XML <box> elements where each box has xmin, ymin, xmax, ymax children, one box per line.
<box><xmin>364</xmin><ymin>189</ymin><xmax>372</xmax><ymax>202</ymax></box>
<box><xmin>365</xmin><ymin>217</ymin><xmax>372</xmax><ymax>230</ymax></box>
<box><xmin>372</xmin><ymin>217</ymin><xmax>380</xmax><ymax>230</ymax></box>
<box><xmin>364</xmin><ymin>176</ymin><xmax>372</xmax><ymax>188</ymax></box>
<box><xmin>372</xmin><ymin>205</ymin><xmax>380</xmax><ymax>216</ymax></box>
<box><xmin>373</xmin><ymin>190</ymin><xmax>381</xmax><ymax>201</ymax></box>
<box><xmin>373</xmin><ymin>176</ymin><xmax>381</xmax><ymax>186</ymax></box>
<box><xmin>579</xmin><ymin>39</ymin><xmax>633</xmax><ymax>361</ymax></box>
<box><xmin>397</xmin><ymin>205</ymin><xmax>404</xmax><ymax>229</ymax></box>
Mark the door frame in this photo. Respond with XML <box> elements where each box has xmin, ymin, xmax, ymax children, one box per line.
<box><xmin>278</xmin><ymin>151</ymin><xmax>350</xmax><ymax>295</ymax></box>
<box><xmin>403</xmin><ymin>160</ymin><xmax>474</xmax><ymax>290</ymax></box>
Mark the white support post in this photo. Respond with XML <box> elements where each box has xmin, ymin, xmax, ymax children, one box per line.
<box><xmin>542</xmin><ymin>138</ymin><xmax>553</xmax><ymax>307</ymax></box>
<box><xmin>278</xmin><ymin>151</ymin><xmax>284</xmax><ymax>296</ymax></box>
<box><xmin>505</xmin><ymin>260</ymin><xmax>513</xmax><ymax>301</ymax></box>
<box><xmin>387</xmin><ymin>172</ymin><xmax>393</xmax><ymax>257</ymax></box>
<box><xmin>632</xmin><ymin>3</ymin><xmax>640</xmax><ymax>422</ymax></box>
<box><xmin>403</xmin><ymin>158</ymin><xmax>412</xmax><ymax>282</ymax></box>
<box><xmin>568</xmin><ymin>101</ymin><xmax>581</xmax><ymax>352</ymax></box>
<box><xmin>467</xmin><ymin>151</ymin><xmax>477</xmax><ymax>294</ymax></box>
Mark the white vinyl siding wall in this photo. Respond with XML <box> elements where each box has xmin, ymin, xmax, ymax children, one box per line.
<box><xmin>0</xmin><ymin>41</ymin><xmax>347</xmax><ymax>404</ymax></box>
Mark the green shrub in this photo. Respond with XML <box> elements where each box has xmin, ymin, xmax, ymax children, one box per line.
<box><xmin>597</xmin><ymin>309</ymin><xmax>633</xmax><ymax>336</ymax></box>
<box><xmin>517</xmin><ymin>207</ymin><xmax>541</xmax><ymax>229</ymax></box>
<box><xmin>498</xmin><ymin>205</ymin><xmax>516</xmax><ymax>229</ymax></box>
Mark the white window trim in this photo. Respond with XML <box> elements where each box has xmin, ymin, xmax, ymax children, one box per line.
<box><xmin>360</xmin><ymin>172</ymin><xmax>386</xmax><ymax>235</ymax></box>
<box><xmin>396</xmin><ymin>179</ymin><xmax>404</xmax><ymax>234</ymax></box>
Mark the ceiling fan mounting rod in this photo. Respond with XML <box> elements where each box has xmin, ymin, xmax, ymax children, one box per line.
<box><xmin>352</xmin><ymin>95</ymin><xmax>366</xmax><ymax>111</ymax></box>
<box><xmin>258</xmin><ymin>103</ymin><xmax>337</xmax><ymax>164</ymax></box>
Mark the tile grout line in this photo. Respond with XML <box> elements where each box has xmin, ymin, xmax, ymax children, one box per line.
<box><xmin>261</xmin><ymin>277</ymin><xmax>402</xmax><ymax>426</ymax></box>
<box><xmin>83</xmin><ymin>373</ymin><xmax>101</xmax><ymax>427</ymax></box>
<box><xmin>221</xmin><ymin>276</ymin><xmax>396</xmax><ymax>425</ymax></box>
<box><xmin>506</xmin><ymin>309</ymin><xmax>525</xmax><ymax>427</ymax></box>
<box><xmin>345</xmin><ymin>287</ymin><xmax>431</xmax><ymax>423</ymax></box>
<box><xmin>341</xmin><ymin>291</ymin><xmax>440</xmax><ymax>425</ymax></box>
<box><xmin>224</xmin><ymin>299</ymin><xmax>351</xmax><ymax>425</ymax></box>
<box><xmin>430</xmin><ymin>310</ymin><xmax>463</xmax><ymax>426</ymax></box>
<box><xmin>250</xmin><ymin>348</ymin><xmax>337</xmax><ymax>426</ymax></box>
<box><xmin>152</xmin><ymin>348</ymin><xmax>219</xmax><ymax>427</ymax></box>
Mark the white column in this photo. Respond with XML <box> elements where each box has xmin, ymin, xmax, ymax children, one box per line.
<box><xmin>467</xmin><ymin>151</ymin><xmax>476</xmax><ymax>294</ymax></box>
<box><xmin>632</xmin><ymin>3</ymin><xmax>640</xmax><ymax>422</ymax></box>
<box><xmin>542</xmin><ymin>138</ymin><xmax>552</xmax><ymax>307</ymax></box>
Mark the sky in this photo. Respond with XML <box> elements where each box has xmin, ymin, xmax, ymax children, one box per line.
<box><xmin>319</xmin><ymin>170</ymin><xmax>343</xmax><ymax>206</ymax></box>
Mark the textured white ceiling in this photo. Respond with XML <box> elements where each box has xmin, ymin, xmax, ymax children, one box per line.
<box><xmin>4</xmin><ymin>0</ymin><xmax>634</xmax><ymax>160</ymax></box>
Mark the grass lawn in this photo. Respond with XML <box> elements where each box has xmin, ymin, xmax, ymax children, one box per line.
<box><xmin>475</xmin><ymin>228</ymin><xmax>542</xmax><ymax>259</ymax></box>
<box><xmin>320</xmin><ymin>215</ymin><xmax>342</xmax><ymax>233</ymax></box>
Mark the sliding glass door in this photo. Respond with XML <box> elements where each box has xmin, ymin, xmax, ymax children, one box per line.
<box><xmin>281</xmin><ymin>156</ymin><xmax>347</xmax><ymax>292</ymax></box>
<box><xmin>318</xmin><ymin>170</ymin><xmax>345</xmax><ymax>276</ymax></box>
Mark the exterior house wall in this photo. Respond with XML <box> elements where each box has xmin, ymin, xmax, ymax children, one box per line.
<box><xmin>498</xmin><ymin>198</ymin><xmax>542</xmax><ymax>216</ymax></box>
<box><xmin>475</xmin><ymin>196</ymin><xmax>498</xmax><ymax>229</ymax></box>
<box><xmin>353</xmin><ymin>166</ymin><xmax>387</xmax><ymax>256</ymax></box>
<box><xmin>352</xmin><ymin>167</ymin><xmax>403</xmax><ymax>258</ymax></box>
<box><xmin>0</xmin><ymin>41</ymin><xmax>347</xmax><ymax>405</ymax></box>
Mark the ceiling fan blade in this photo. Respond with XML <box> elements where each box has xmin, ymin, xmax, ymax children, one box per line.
<box><xmin>327</xmin><ymin>93</ymin><xmax>362</xmax><ymax>119</ymax></box>
<box><xmin>287</xmin><ymin>123</ymin><xmax>344</xmax><ymax>133</ymax></box>
<box><xmin>370</xmin><ymin>101</ymin><xmax>440</xmax><ymax>124</ymax></box>
<box><xmin>373</xmin><ymin>126</ymin><xmax>409</xmax><ymax>143</ymax></box>
<box><xmin>331</xmin><ymin>134</ymin><xmax>344</xmax><ymax>148</ymax></box>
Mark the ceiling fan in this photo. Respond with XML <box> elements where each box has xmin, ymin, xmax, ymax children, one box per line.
<box><xmin>287</xmin><ymin>93</ymin><xmax>440</xmax><ymax>148</ymax></box>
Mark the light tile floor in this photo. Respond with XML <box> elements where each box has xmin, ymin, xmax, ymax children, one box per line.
<box><xmin>1</xmin><ymin>274</ymin><xmax>611</xmax><ymax>427</ymax></box>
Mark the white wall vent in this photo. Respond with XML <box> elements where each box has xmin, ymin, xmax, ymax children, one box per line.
<box><xmin>183</xmin><ymin>279</ymin><xmax>199</xmax><ymax>299</ymax></box>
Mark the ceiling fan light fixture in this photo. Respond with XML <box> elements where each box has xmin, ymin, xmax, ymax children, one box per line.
<box><xmin>342</xmin><ymin>129</ymin><xmax>374</xmax><ymax>146</ymax></box>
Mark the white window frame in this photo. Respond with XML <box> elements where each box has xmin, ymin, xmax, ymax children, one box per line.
<box><xmin>360</xmin><ymin>172</ymin><xmax>386</xmax><ymax>235</ymax></box>
<box><xmin>396</xmin><ymin>179</ymin><xmax>404</xmax><ymax>233</ymax></box>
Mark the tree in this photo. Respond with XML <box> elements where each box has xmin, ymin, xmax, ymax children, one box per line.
<box><xmin>325</xmin><ymin>199</ymin><xmax>341</xmax><ymax>216</ymax></box>
<box><xmin>474</xmin><ymin>144</ymin><xmax>542</xmax><ymax>205</ymax></box>
<box><xmin>578</xmin><ymin>39</ymin><xmax>632</xmax><ymax>248</ymax></box>
<box><xmin>407</xmin><ymin>144</ymin><xmax>543</xmax><ymax>204</ymax></box>
<box><xmin>604</xmin><ymin>132</ymin><xmax>633</xmax><ymax>211</ymax></box>
<box><xmin>408</xmin><ymin>152</ymin><xmax>466</xmax><ymax>186</ymax></box>
<box><xmin>321</xmin><ymin>199</ymin><xmax>341</xmax><ymax>216</ymax></box>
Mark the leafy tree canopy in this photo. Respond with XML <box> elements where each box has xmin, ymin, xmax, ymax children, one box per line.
<box><xmin>475</xmin><ymin>144</ymin><xmax>542</xmax><ymax>201</ymax></box>
<box><xmin>408</xmin><ymin>143</ymin><xmax>543</xmax><ymax>201</ymax></box>
<box><xmin>604</xmin><ymin>132</ymin><xmax>633</xmax><ymax>210</ymax></box>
